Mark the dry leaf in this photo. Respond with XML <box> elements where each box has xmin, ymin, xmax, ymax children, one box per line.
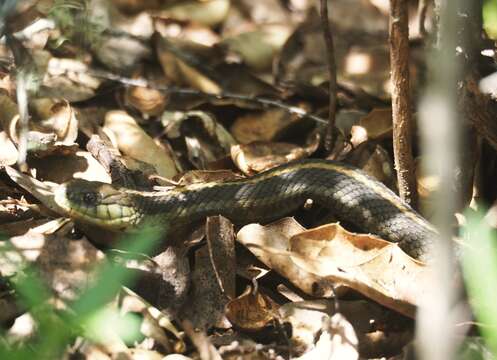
<box><xmin>28</xmin><ymin>151</ymin><xmax>111</xmax><ymax>184</ymax></box>
<box><xmin>279</xmin><ymin>299</ymin><xmax>413</xmax><ymax>358</ymax></box>
<box><xmin>156</xmin><ymin>36</ymin><xmax>278</xmax><ymax>96</ymax></box>
<box><xmin>104</xmin><ymin>110</ymin><xmax>178</xmax><ymax>179</ymax></box>
<box><xmin>350</xmin><ymin>108</ymin><xmax>392</xmax><ymax>146</ymax></box>
<box><xmin>238</xmin><ymin>219</ymin><xmax>431</xmax><ymax>318</ymax></box>
<box><xmin>231</xmin><ymin>136</ymin><xmax>319</xmax><ymax>175</ymax></box>
<box><xmin>162</xmin><ymin>110</ymin><xmax>236</xmax><ymax>168</ymax></box>
<box><xmin>180</xmin><ymin>216</ymin><xmax>235</xmax><ymax>329</ymax></box>
<box><xmin>5</xmin><ymin>166</ymin><xmax>65</xmax><ymax>214</ymax></box>
<box><xmin>221</xmin><ymin>25</ymin><xmax>293</xmax><ymax>71</ymax></box>
<box><xmin>225</xmin><ymin>286</ymin><xmax>279</xmax><ymax>331</ymax></box>
<box><xmin>289</xmin><ymin>224</ymin><xmax>430</xmax><ymax>317</ymax></box>
<box><xmin>345</xmin><ymin>143</ymin><xmax>396</xmax><ymax>191</ymax></box>
<box><xmin>159</xmin><ymin>0</ymin><xmax>230</xmax><ymax>28</ymax></box>
<box><xmin>33</xmin><ymin>100</ymin><xmax>78</xmax><ymax>145</ymax></box>
<box><xmin>125</xmin><ymin>85</ymin><xmax>167</xmax><ymax>117</ymax></box>
<box><xmin>230</xmin><ymin>108</ymin><xmax>302</xmax><ymax>144</ymax></box>
<box><xmin>237</xmin><ymin>218</ymin><xmax>336</xmax><ymax>298</ymax></box>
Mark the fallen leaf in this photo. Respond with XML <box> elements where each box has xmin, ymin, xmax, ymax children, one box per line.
<box><xmin>104</xmin><ymin>110</ymin><xmax>178</xmax><ymax>178</ymax></box>
<box><xmin>350</xmin><ymin>108</ymin><xmax>392</xmax><ymax>146</ymax></box>
<box><xmin>237</xmin><ymin>218</ymin><xmax>337</xmax><ymax>298</ymax></box>
<box><xmin>231</xmin><ymin>136</ymin><xmax>319</xmax><ymax>175</ymax></box>
<box><xmin>237</xmin><ymin>219</ymin><xmax>432</xmax><ymax>318</ymax></box>
<box><xmin>289</xmin><ymin>224</ymin><xmax>430</xmax><ymax>317</ymax></box>
<box><xmin>225</xmin><ymin>286</ymin><xmax>280</xmax><ymax>331</ymax></box>
<box><xmin>230</xmin><ymin>108</ymin><xmax>302</xmax><ymax>144</ymax></box>
<box><xmin>180</xmin><ymin>216</ymin><xmax>235</xmax><ymax>329</ymax></box>
<box><xmin>159</xmin><ymin>0</ymin><xmax>230</xmax><ymax>28</ymax></box>
<box><xmin>221</xmin><ymin>25</ymin><xmax>293</xmax><ymax>71</ymax></box>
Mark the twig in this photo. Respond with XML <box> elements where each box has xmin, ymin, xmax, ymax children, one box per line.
<box><xmin>320</xmin><ymin>0</ymin><xmax>338</xmax><ymax>151</ymax></box>
<box><xmin>5</xmin><ymin>35</ymin><xmax>33</xmax><ymax>171</ymax></box>
<box><xmin>418</xmin><ymin>0</ymin><xmax>431</xmax><ymax>37</ymax></box>
<box><xmin>86</xmin><ymin>69</ymin><xmax>329</xmax><ymax>125</ymax></box>
<box><xmin>389</xmin><ymin>0</ymin><xmax>418</xmax><ymax>208</ymax></box>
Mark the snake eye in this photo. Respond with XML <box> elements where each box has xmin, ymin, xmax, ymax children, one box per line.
<box><xmin>82</xmin><ymin>192</ymin><xmax>100</xmax><ymax>206</ymax></box>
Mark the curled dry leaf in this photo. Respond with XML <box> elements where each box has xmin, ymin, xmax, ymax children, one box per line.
<box><xmin>225</xmin><ymin>286</ymin><xmax>280</xmax><ymax>332</ymax></box>
<box><xmin>31</xmin><ymin>99</ymin><xmax>79</xmax><ymax>145</ymax></box>
<box><xmin>125</xmin><ymin>84</ymin><xmax>167</xmax><ymax>117</ymax></box>
<box><xmin>237</xmin><ymin>218</ymin><xmax>336</xmax><ymax>298</ymax></box>
<box><xmin>162</xmin><ymin>110</ymin><xmax>236</xmax><ymax>168</ymax></box>
<box><xmin>231</xmin><ymin>135</ymin><xmax>319</xmax><ymax>175</ymax></box>
<box><xmin>289</xmin><ymin>224</ymin><xmax>430</xmax><ymax>318</ymax></box>
<box><xmin>0</xmin><ymin>94</ymin><xmax>79</xmax><ymax>158</ymax></box>
<box><xmin>237</xmin><ymin>218</ymin><xmax>431</xmax><ymax>318</ymax></box>
<box><xmin>163</xmin><ymin>111</ymin><xmax>236</xmax><ymax>151</ymax></box>
<box><xmin>278</xmin><ymin>300</ymin><xmax>336</xmax><ymax>354</ymax></box>
<box><xmin>104</xmin><ymin>110</ymin><xmax>178</xmax><ymax>179</ymax></box>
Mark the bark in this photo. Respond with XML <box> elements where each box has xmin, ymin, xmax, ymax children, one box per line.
<box><xmin>389</xmin><ymin>0</ymin><xmax>418</xmax><ymax>208</ymax></box>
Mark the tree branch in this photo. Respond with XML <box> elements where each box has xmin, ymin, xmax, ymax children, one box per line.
<box><xmin>389</xmin><ymin>0</ymin><xmax>418</xmax><ymax>208</ymax></box>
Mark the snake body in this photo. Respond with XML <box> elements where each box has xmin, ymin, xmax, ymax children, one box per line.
<box><xmin>55</xmin><ymin>159</ymin><xmax>436</xmax><ymax>261</ymax></box>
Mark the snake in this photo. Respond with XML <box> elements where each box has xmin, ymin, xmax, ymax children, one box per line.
<box><xmin>54</xmin><ymin>159</ymin><xmax>437</xmax><ymax>262</ymax></box>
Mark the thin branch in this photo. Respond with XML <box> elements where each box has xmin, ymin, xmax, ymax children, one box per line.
<box><xmin>389</xmin><ymin>0</ymin><xmax>418</xmax><ymax>208</ymax></box>
<box><xmin>320</xmin><ymin>0</ymin><xmax>338</xmax><ymax>151</ymax></box>
<box><xmin>85</xmin><ymin>68</ymin><xmax>329</xmax><ymax>125</ymax></box>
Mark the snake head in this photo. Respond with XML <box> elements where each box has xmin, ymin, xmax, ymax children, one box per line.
<box><xmin>55</xmin><ymin>179</ymin><xmax>140</xmax><ymax>231</ymax></box>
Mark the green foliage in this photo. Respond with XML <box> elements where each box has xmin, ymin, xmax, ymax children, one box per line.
<box><xmin>48</xmin><ymin>0</ymin><xmax>105</xmax><ymax>50</ymax></box>
<box><xmin>462</xmin><ymin>211</ymin><xmax>497</xmax><ymax>356</ymax></box>
<box><xmin>484</xmin><ymin>0</ymin><xmax>497</xmax><ymax>38</ymax></box>
<box><xmin>0</xmin><ymin>228</ymin><xmax>162</xmax><ymax>359</ymax></box>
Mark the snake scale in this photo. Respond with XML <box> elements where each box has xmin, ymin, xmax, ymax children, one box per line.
<box><xmin>55</xmin><ymin>159</ymin><xmax>436</xmax><ymax>262</ymax></box>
